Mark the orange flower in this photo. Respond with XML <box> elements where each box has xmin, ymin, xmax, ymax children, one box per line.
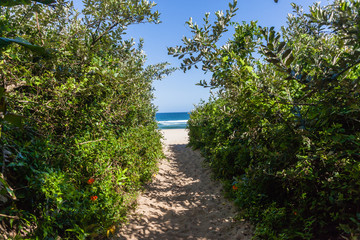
<box><xmin>90</xmin><ymin>195</ymin><xmax>98</xmax><ymax>201</ymax></box>
<box><xmin>87</xmin><ymin>178</ymin><xmax>95</xmax><ymax>184</ymax></box>
<box><xmin>232</xmin><ymin>185</ymin><xmax>238</xmax><ymax>190</ymax></box>
<box><xmin>294</xmin><ymin>211</ymin><xmax>297</xmax><ymax>215</ymax></box>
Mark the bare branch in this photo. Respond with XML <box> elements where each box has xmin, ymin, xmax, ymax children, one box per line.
<box><xmin>79</xmin><ymin>139</ymin><xmax>107</xmax><ymax>145</ymax></box>
<box><xmin>0</xmin><ymin>213</ymin><xmax>19</xmax><ymax>219</ymax></box>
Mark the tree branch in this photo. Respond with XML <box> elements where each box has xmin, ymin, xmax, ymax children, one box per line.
<box><xmin>91</xmin><ymin>22</ymin><xmax>119</xmax><ymax>47</ymax></box>
<box><xmin>79</xmin><ymin>139</ymin><xmax>107</xmax><ymax>145</ymax></box>
<box><xmin>0</xmin><ymin>213</ymin><xmax>19</xmax><ymax>219</ymax></box>
<box><xmin>35</xmin><ymin>11</ymin><xmax>44</xmax><ymax>45</ymax></box>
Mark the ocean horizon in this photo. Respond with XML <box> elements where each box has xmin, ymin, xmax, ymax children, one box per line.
<box><xmin>156</xmin><ymin>112</ymin><xmax>190</xmax><ymax>129</ymax></box>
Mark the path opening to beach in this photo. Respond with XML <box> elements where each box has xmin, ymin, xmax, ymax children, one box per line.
<box><xmin>115</xmin><ymin>129</ymin><xmax>252</xmax><ymax>240</ymax></box>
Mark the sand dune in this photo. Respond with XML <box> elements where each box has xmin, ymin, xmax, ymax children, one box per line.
<box><xmin>115</xmin><ymin>129</ymin><xmax>252</xmax><ymax>240</ymax></box>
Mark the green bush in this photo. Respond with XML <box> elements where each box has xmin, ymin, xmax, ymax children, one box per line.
<box><xmin>0</xmin><ymin>0</ymin><xmax>170</xmax><ymax>238</ymax></box>
<box><xmin>172</xmin><ymin>0</ymin><xmax>360</xmax><ymax>239</ymax></box>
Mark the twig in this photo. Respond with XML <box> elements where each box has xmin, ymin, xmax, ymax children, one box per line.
<box><xmin>79</xmin><ymin>139</ymin><xmax>107</xmax><ymax>145</ymax></box>
<box><xmin>2</xmin><ymin>144</ymin><xmax>5</xmax><ymax>175</ymax></box>
<box><xmin>275</xmin><ymin>101</ymin><xmax>317</xmax><ymax>106</ymax></box>
<box><xmin>18</xmin><ymin>3</ymin><xmax>36</xmax><ymax>27</ymax></box>
<box><xmin>0</xmin><ymin>214</ymin><xmax>19</xmax><ymax>220</ymax></box>
<box><xmin>35</xmin><ymin>12</ymin><xmax>44</xmax><ymax>46</ymax></box>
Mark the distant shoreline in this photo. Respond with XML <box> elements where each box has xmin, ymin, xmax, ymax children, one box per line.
<box><xmin>156</xmin><ymin>112</ymin><xmax>190</xmax><ymax>130</ymax></box>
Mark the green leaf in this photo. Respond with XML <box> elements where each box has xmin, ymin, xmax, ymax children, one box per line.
<box><xmin>269</xmin><ymin>30</ymin><xmax>275</xmax><ymax>43</ymax></box>
<box><xmin>0</xmin><ymin>0</ymin><xmax>31</xmax><ymax>6</ymax></box>
<box><xmin>267</xmin><ymin>58</ymin><xmax>281</xmax><ymax>65</ymax></box>
<box><xmin>282</xmin><ymin>49</ymin><xmax>292</xmax><ymax>61</ymax></box>
<box><xmin>264</xmin><ymin>50</ymin><xmax>277</xmax><ymax>58</ymax></box>
<box><xmin>35</xmin><ymin>0</ymin><xmax>56</xmax><ymax>4</ymax></box>
<box><xmin>267</xmin><ymin>42</ymin><xmax>274</xmax><ymax>51</ymax></box>
<box><xmin>0</xmin><ymin>37</ymin><xmax>48</xmax><ymax>56</ymax></box>
<box><xmin>277</xmin><ymin>42</ymin><xmax>286</xmax><ymax>53</ymax></box>
<box><xmin>0</xmin><ymin>0</ymin><xmax>56</xmax><ymax>6</ymax></box>
<box><xmin>0</xmin><ymin>176</ymin><xmax>16</xmax><ymax>200</ymax></box>
<box><xmin>0</xmin><ymin>97</ymin><xmax>6</xmax><ymax>113</ymax></box>
<box><xmin>284</xmin><ymin>54</ymin><xmax>294</xmax><ymax>67</ymax></box>
<box><xmin>4</xmin><ymin>114</ymin><xmax>23</xmax><ymax>127</ymax></box>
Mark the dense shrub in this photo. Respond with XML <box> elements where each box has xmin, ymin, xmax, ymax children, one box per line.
<box><xmin>171</xmin><ymin>0</ymin><xmax>360</xmax><ymax>239</ymax></box>
<box><xmin>0</xmin><ymin>0</ymin><xmax>171</xmax><ymax>238</ymax></box>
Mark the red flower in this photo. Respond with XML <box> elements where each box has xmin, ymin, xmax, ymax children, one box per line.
<box><xmin>232</xmin><ymin>185</ymin><xmax>238</xmax><ymax>190</ymax></box>
<box><xmin>87</xmin><ymin>178</ymin><xmax>95</xmax><ymax>184</ymax></box>
<box><xmin>90</xmin><ymin>195</ymin><xmax>98</xmax><ymax>201</ymax></box>
<box><xmin>294</xmin><ymin>211</ymin><xmax>297</xmax><ymax>215</ymax></box>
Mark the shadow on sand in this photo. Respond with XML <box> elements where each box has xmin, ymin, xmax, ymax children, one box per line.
<box><xmin>114</xmin><ymin>143</ymin><xmax>252</xmax><ymax>240</ymax></box>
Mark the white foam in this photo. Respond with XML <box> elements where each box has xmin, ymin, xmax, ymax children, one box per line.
<box><xmin>157</xmin><ymin>120</ymin><xmax>188</xmax><ymax>129</ymax></box>
<box><xmin>158</xmin><ymin>120</ymin><xmax>188</xmax><ymax>125</ymax></box>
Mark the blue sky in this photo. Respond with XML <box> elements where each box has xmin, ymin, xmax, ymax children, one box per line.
<box><xmin>74</xmin><ymin>0</ymin><xmax>326</xmax><ymax>113</ymax></box>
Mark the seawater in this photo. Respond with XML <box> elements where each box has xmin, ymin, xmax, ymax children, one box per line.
<box><xmin>156</xmin><ymin>112</ymin><xmax>190</xmax><ymax>129</ymax></box>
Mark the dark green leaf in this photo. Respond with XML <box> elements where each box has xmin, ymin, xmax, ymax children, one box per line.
<box><xmin>0</xmin><ymin>0</ymin><xmax>55</xmax><ymax>6</ymax></box>
<box><xmin>0</xmin><ymin>0</ymin><xmax>31</xmax><ymax>6</ymax></box>
<box><xmin>264</xmin><ymin>51</ymin><xmax>277</xmax><ymax>58</ymax></box>
<box><xmin>0</xmin><ymin>37</ymin><xmax>48</xmax><ymax>56</ymax></box>
<box><xmin>277</xmin><ymin>42</ymin><xmax>286</xmax><ymax>53</ymax></box>
<box><xmin>282</xmin><ymin>49</ymin><xmax>292</xmax><ymax>61</ymax></box>
<box><xmin>0</xmin><ymin>97</ymin><xmax>6</xmax><ymax>113</ymax></box>
<box><xmin>267</xmin><ymin>58</ymin><xmax>281</xmax><ymax>65</ymax></box>
<box><xmin>0</xmin><ymin>176</ymin><xmax>16</xmax><ymax>200</ymax></box>
<box><xmin>285</xmin><ymin>54</ymin><xmax>294</xmax><ymax>66</ymax></box>
<box><xmin>267</xmin><ymin>43</ymin><xmax>274</xmax><ymax>51</ymax></box>
<box><xmin>4</xmin><ymin>114</ymin><xmax>23</xmax><ymax>127</ymax></box>
<box><xmin>269</xmin><ymin>30</ymin><xmax>275</xmax><ymax>43</ymax></box>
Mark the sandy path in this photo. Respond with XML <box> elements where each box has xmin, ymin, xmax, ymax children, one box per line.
<box><xmin>115</xmin><ymin>129</ymin><xmax>252</xmax><ymax>240</ymax></box>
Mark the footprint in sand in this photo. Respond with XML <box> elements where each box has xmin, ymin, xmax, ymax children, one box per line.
<box><xmin>113</xmin><ymin>129</ymin><xmax>252</xmax><ymax>240</ymax></box>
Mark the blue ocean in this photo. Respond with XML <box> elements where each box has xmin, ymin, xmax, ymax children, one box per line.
<box><xmin>156</xmin><ymin>112</ymin><xmax>190</xmax><ymax>129</ymax></box>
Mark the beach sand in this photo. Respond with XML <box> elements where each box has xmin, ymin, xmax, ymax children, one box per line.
<box><xmin>115</xmin><ymin>129</ymin><xmax>252</xmax><ymax>240</ymax></box>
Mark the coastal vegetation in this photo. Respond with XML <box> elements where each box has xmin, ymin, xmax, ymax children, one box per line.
<box><xmin>2</xmin><ymin>0</ymin><xmax>360</xmax><ymax>239</ymax></box>
<box><xmin>169</xmin><ymin>0</ymin><xmax>360</xmax><ymax>239</ymax></box>
<box><xmin>0</xmin><ymin>0</ymin><xmax>172</xmax><ymax>238</ymax></box>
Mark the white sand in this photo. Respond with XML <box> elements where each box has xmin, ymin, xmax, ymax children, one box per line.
<box><xmin>161</xmin><ymin>129</ymin><xmax>189</xmax><ymax>145</ymax></box>
<box><xmin>115</xmin><ymin>129</ymin><xmax>252</xmax><ymax>240</ymax></box>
